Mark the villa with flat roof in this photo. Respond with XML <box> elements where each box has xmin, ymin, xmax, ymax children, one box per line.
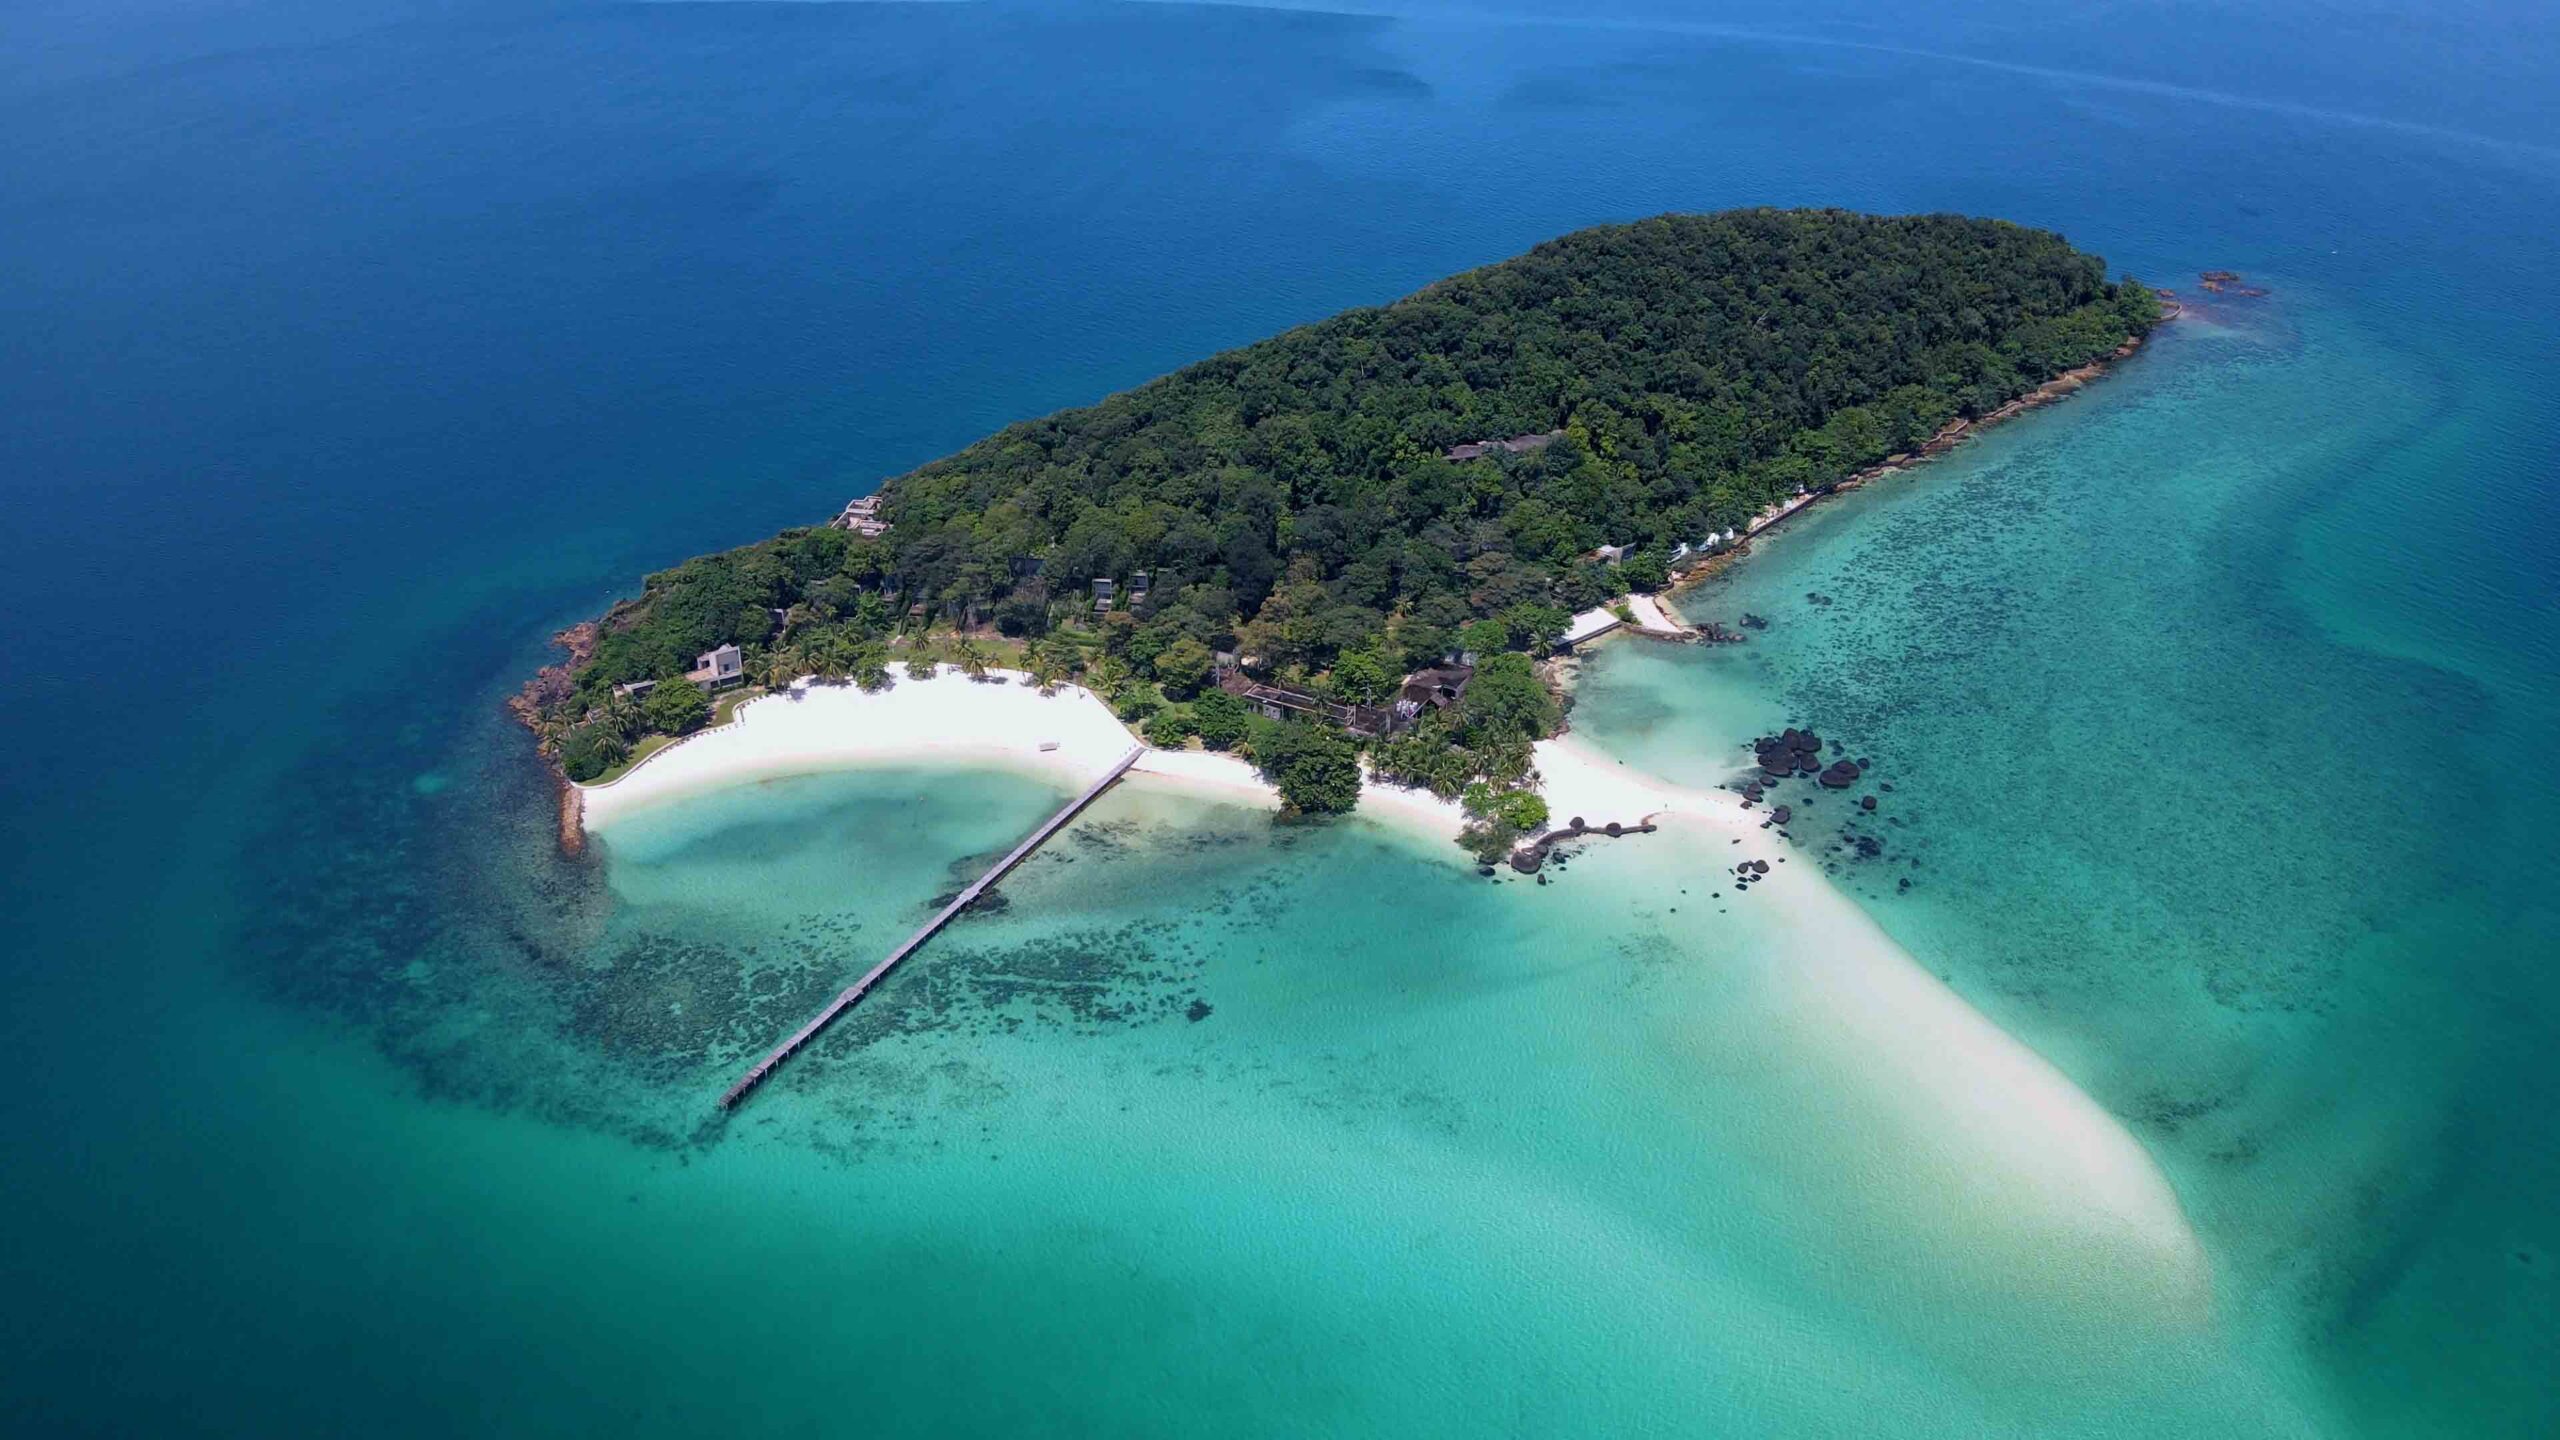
<box><xmin>834</xmin><ymin>494</ymin><xmax>891</xmax><ymax>537</ymax></box>
<box><xmin>686</xmin><ymin>643</ymin><xmax>744</xmax><ymax>690</ymax></box>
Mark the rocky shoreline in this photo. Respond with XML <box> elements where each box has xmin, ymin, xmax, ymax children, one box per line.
<box><xmin>1526</xmin><ymin>302</ymin><xmax>2172</xmax><ymax>881</ymax></box>
<box><xmin>507</xmin><ymin>621</ymin><xmax>601</xmax><ymax>857</ymax></box>
<box><xmin>554</xmin><ymin>774</ymin><xmax>586</xmax><ymax>858</ymax></box>
<box><xmin>1526</xmin><ymin>317</ymin><xmax>2173</xmax><ymax>879</ymax></box>
<box><xmin>1662</xmin><ymin>313</ymin><xmax>2169</xmax><ymax>611</ymax></box>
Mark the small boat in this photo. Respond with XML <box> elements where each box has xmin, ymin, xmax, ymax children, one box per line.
<box><xmin>1037</xmin><ymin>741</ymin><xmax>1060</xmax><ymax>752</ymax></box>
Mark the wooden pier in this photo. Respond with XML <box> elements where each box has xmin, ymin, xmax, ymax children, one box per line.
<box><xmin>717</xmin><ymin>744</ymin><xmax>1147</xmax><ymax>1111</ymax></box>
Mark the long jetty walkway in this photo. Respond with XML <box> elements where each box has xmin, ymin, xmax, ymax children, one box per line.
<box><xmin>718</xmin><ymin>744</ymin><xmax>1146</xmax><ymax>1111</ymax></box>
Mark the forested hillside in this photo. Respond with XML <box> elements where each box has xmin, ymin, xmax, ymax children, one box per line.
<box><xmin>532</xmin><ymin>209</ymin><xmax>2156</xmax><ymax>795</ymax></box>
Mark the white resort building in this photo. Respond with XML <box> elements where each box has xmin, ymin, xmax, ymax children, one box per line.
<box><xmin>686</xmin><ymin>644</ymin><xmax>744</xmax><ymax>691</ymax></box>
<box><xmin>835</xmin><ymin>494</ymin><xmax>891</xmax><ymax>537</ymax></box>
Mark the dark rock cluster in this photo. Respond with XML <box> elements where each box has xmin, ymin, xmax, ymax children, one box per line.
<box><xmin>1510</xmin><ymin>814</ymin><xmax>1659</xmax><ymax>874</ymax></box>
<box><xmin>1728</xmin><ymin>722</ymin><xmax>1915</xmax><ymax>894</ymax></box>
<box><xmin>1755</xmin><ymin>727</ymin><xmax>1826</xmax><ymax>778</ymax></box>
<box><xmin>2198</xmin><ymin>269</ymin><xmax>2271</xmax><ymax>298</ymax></box>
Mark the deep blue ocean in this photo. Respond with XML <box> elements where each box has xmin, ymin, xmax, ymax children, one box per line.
<box><xmin>3</xmin><ymin>2</ymin><xmax>2555</xmax><ymax>1435</ymax></box>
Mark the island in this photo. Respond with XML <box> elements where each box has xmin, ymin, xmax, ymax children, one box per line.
<box><xmin>518</xmin><ymin>208</ymin><xmax>2162</xmax><ymax>860</ymax></box>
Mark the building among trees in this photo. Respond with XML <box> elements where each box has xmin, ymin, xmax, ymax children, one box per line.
<box><xmin>685</xmin><ymin>644</ymin><xmax>744</xmax><ymax>690</ymax></box>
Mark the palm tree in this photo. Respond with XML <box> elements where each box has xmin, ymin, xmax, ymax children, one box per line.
<box><xmin>1085</xmin><ymin>655</ymin><xmax>1130</xmax><ymax>697</ymax></box>
<box><xmin>758</xmin><ymin>646</ymin><xmax>801</xmax><ymax>694</ymax></box>
<box><xmin>1480</xmin><ymin>738</ymin><xmax>1535</xmax><ymax>787</ymax></box>
<box><xmin>534</xmin><ymin>712</ymin><xmax>577</xmax><ymax>754</ymax></box>
<box><xmin>952</xmin><ymin>635</ymin><xmax>990</xmax><ymax>680</ymax></box>
<box><xmin>809</xmin><ymin>631</ymin><xmax>855</xmax><ymax>682</ymax></box>
<box><xmin>852</xmin><ymin>643</ymin><xmax>893</xmax><ymax>692</ymax></box>
<box><xmin>597</xmin><ymin>691</ymin><xmax>643</xmax><ymax>741</ymax></box>
<box><xmin>1023</xmin><ymin>639</ymin><xmax>1064</xmax><ymax>694</ymax></box>
<box><xmin>588</xmin><ymin>728</ymin><xmax>630</xmax><ymax>769</ymax></box>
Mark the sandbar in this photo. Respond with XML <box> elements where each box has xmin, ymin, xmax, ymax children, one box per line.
<box><xmin>576</xmin><ymin>667</ymin><xmax>2210</xmax><ymax>1317</ymax></box>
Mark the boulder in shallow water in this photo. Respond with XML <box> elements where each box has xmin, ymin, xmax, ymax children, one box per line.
<box><xmin>1860</xmin><ymin>795</ymin><xmax>1877</xmax><ymax>811</ymax></box>
<box><xmin>1771</xmin><ymin>805</ymin><xmax>1793</xmax><ymax>825</ymax></box>
<box><xmin>1818</xmin><ymin>760</ymin><xmax>1860</xmax><ymax>789</ymax></box>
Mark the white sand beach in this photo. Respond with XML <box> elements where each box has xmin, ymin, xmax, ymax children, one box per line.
<box><xmin>1624</xmin><ymin>592</ymin><xmax>1686</xmax><ymax>634</ymax></box>
<box><xmin>577</xmin><ymin>670</ymin><xmax>1476</xmax><ymax>839</ymax></box>
<box><xmin>1531</xmin><ymin>731</ymin><xmax>2213</xmax><ymax>1315</ymax></box>
<box><xmin>579</xmin><ymin>671</ymin><xmax>1131</xmax><ymax>831</ymax></box>
<box><xmin>1561</xmin><ymin>593</ymin><xmax>1692</xmax><ymax>648</ymax></box>
<box><xmin>581</xmin><ymin>669</ymin><xmax>1707</xmax><ymax>846</ymax></box>
<box><xmin>1675</xmin><ymin>798</ymin><xmax>2215</xmax><ymax>1318</ymax></box>
<box><xmin>577</xmin><ymin>667</ymin><xmax>2209</xmax><ymax>1310</ymax></box>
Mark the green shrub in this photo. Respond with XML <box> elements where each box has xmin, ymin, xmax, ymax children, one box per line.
<box><xmin>1495</xmin><ymin>789</ymin><xmax>1549</xmax><ymax>831</ymax></box>
<box><xmin>1251</xmin><ymin>722</ymin><xmax>1361</xmax><ymax>816</ymax></box>
<box><xmin>1143</xmin><ymin>708</ymin><xmax>1196</xmax><ymax>748</ymax></box>
<box><xmin>1191</xmin><ymin>690</ymin><xmax>1248</xmax><ymax>750</ymax></box>
<box><xmin>558</xmin><ymin>725</ymin><xmax>628</xmax><ymax>782</ymax></box>
<box><xmin>641</xmin><ymin>681</ymin><xmax>711</xmax><ymax>736</ymax></box>
<box><xmin>1617</xmin><ymin>550</ymin><xmax>1669</xmax><ymax>593</ymax></box>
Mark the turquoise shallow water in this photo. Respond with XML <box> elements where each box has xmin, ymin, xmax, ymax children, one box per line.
<box><xmin>1571</xmin><ymin>296</ymin><xmax>2560</xmax><ymax>1430</ymax></box>
<box><xmin>4</xmin><ymin>1</ymin><xmax>2557</xmax><ymax>1434</ymax></box>
<box><xmin>570</xmin><ymin>776</ymin><xmax>2321</xmax><ymax>1437</ymax></box>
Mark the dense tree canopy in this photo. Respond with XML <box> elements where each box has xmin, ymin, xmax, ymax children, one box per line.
<box><xmin>1190</xmin><ymin>690</ymin><xmax>1249</xmax><ymax>750</ymax></box>
<box><xmin>863</xmin><ymin>209</ymin><xmax>2152</xmax><ymax>660</ymax></box>
<box><xmin>537</xmin><ymin>209</ymin><xmax>2156</xmax><ymax>762</ymax></box>
<box><xmin>641</xmin><ymin>681</ymin><xmax>711</xmax><ymax>737</ymax></box>
<box><xmin>1249</xmin><ymin>721</ymin><xmax>1364</xmax><ymax>816</ymax></box>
